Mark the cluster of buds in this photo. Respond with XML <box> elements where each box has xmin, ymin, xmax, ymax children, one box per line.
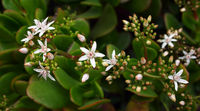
<box><xmin>174</xmin><ymin>93</ymin><xmax>194</xmax><ymax>111</ymax></box>
<box><xmin>124</xmin><ymin>57</ymin><xmax>156</xmax><ymax>93</ymax></box>
<box><xmin>103</xmin><ymin>51</ymin><xmax>129</xmax><ymax>84</ymax></box>
<box><xmin>122</xmin><ymin>14</ymin><xmax>158</xmax><ymax>40</ymax></box>
<box><xmin>174</xmin><ymin>0</ymin><xmax>200</xmax><ymax>12</ymax></box>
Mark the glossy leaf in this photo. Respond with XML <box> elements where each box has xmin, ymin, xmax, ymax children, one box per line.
<box><xmin>27</xmin><ymin>75</ymin><xmax>70</xmax><ymax>109</ymax></box>
<box><xmin>14</xmin><ymin>96</ymin><xmax>40</xmax><ymax>110</ymax></box>
<box><xmin>2</xmin><ymin>0</ymin><xmax>20</xmax><ymax>11</ymax></box>
<box><xmin>77</xmin><ymin>7</ymin><xmax>102</xmax><ymax>19</ymax></box>
<box><xmin>35</xmin><ymin>8</ymin><xmax>45</xmax><ymax>20</ymax></box>
<box><xmin>0</xmin><ymin>14</ymin><xmax>21</xmax><ymax>31</ymax></box>
<box><xmin>72</xmin><ymin>19</ymin><xmax>90</xmax><ymax>36</ymax></box>
<box><xmin>164</xmin><ymin>13</ymin><xmax>181</xmax><ymax>30</ymax></box>
<box><xmin>78</xmin><ymin>99</ymin><xmax>110</xmax><ymax>110</ymax></box>
<box><xmin>91</xmin><ymin>4</ymin><xmax>117</xmax><ymax>39</ymax></box>
<box><xmin>124</xmin><ymin>0</ymin><xmax>151</xmax><ymax>13</ymax></box>
<box><xmin>70</xmin><ymin>85</ymin><xmax>84</xmax><ymax>106</ymax></box>
<box><xmin>4</xmin><ymin>10</ymin><xmax>27</xmax><ymax>25</ymax></box>
<box><xmin>14</xmin><ymin>80</ymin><xmax>28</xmax><ymax>95</ymax></box>
<box><xmin>53</xmin><ymin>35</ymin><xmax>73</xmax><ymax>51</ymax></box>
<box><xmin>53</xmin><ymin>68</ymin><xmax>81</xmax><ymax>90</ymax></box>
<box><xmin>106</xmin><ymin>44</ymin><xmax>120</xmax><ymax>59</ymax></box>
<box><xmin>16</xmin><ymin>26</ymin><xmax>28</xmax><ymax>45</ymax></box>
<box><xmin>81</xmin><ymin>0</ymin><xmax>101</xmax><ymax>7</ymax></box>
<box><xmin>0</xmin><ymin>25</ymin><xmax>14</xmax><ymax>42</ymax></box>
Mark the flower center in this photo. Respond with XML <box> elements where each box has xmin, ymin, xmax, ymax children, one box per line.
<box><xmin>110</xmin><ymin>59</ymin><xmax>117</xmax><ymax>65</ymax></box>
<box><xmin>87</xmin><ymin>51</ymin><xmax>95</xmax><ymax>58</ymax></box>
<box><xmin>41</xmin><ymin>46</ymin><xmax>48</xmax><ymax>52</ymax></box>
<box><xmin>186</xmin><ymin>54</ymin><xmax>191</xmax><ymax>59</ymax></box>
<box><xmin>173</xmin><ymin>75</ymin><xmax>180</xmax><ymax>81</ymax></box>
<box><xmin>165</xmin><ymin>38</ymin><xmax>171</xmax><ymax>43</ymax></box>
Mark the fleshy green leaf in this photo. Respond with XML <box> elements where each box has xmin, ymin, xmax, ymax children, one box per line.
<box><xmin>91</xmin><ymin>4</ymin><xmax>117</xmax><ymax>39</ymax></box>
<box><xmin>53</xmin><ymin>68</ymin><xmax>81</xmax><ymax>90</ymax></box>
<box><xmin>81</xmin><ymin>0</ymin><xmax>101</xmax><ymax>7</ymax></box>
<box><xmin>14</xmin><ymin>96</ymin><xmax>40</xmax><ymax>110</ymax></box>
<box><xmin>0</xmin><ymin>14</ymin><xmax>21</xmax><ymax>31</ymax></box>
<box><xmin>16</xmin><ymin>26</ymin><xmax>28</xmax><ymax>45</ymax></box>
<box><xmin>14</xmin><ymin>80</ymin><xmax>28</xmax><ymax>95</ymax></box>
<box><xmin>35</xmin><ymin>8</ymin><xmax>45</xmax><ymax>20</ymax></box>
<box><xmin>53</xmin><ymin>35</ymin><xmax>73</xmax><ymax>51</ymax></box>
<box><xmin>72</xmin><ymin>19</ymin><xmax>90</xmax><ymax>36</ymax></box>
<box><xmin>77</xmin><ymin>7</ymin><xmax>102</xmax><ymax>19</ymax></box>
<box><xmin>78</xmin><ymin>99</ymin><xmax>110</xmax><ymax>110</ymax></box>
<box><xmin>70</xmin><ymin>85</ymin><xmax>84</xmax><ymax>106</ymax></box>
<box><xmin>124</xmin><ymin>0</ymin><xmax>151</xmax><ymax>13</ymax></box>
<box><xmin>2</xmin><ymin>0</ymin><xmax>20</xmax><ymax>11</ymax></box>
<box><xmin>164</xmin><ymin>13</ymin><xmax>181</xmax><ymax>30</ymax></box>
<box><xmin>0</xmin><ymin>25</ymin><xmax>14</xmax><ymax>42</ymax></box>
<box><xmin>27</xmin><ymin>75</ymin><xmax>70</xmax><ymax>109</ymax></box>
<box><xmin>4</xmin><ymin>10</ymin><xmax>27</xmax><ymax>25</ymax></box>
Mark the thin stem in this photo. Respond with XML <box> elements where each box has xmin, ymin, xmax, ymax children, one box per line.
<box><xmin>56</xmin><ymin>49</ymin><xmax>81</xmax><ymax>60</ymax></box>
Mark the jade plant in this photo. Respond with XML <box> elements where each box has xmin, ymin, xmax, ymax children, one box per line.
<box><xmin>1</xmin><ymin>0</ymin><xmax>200</xmax><ymax>111</ymax></box>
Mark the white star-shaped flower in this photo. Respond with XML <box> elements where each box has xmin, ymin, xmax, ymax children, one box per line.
<box><xmin>168</xmin><ymin>69</ymin><xmax>188</xmax><ymax>91</ymax></box>
<box><xmin>179</xmin><ymin>50</ymin><xmax>196</xmax><ymax>66</ymax></box>
<box><xmin>103</xmin><ymin>50</ymin><xmax>120</xmax><ymax>71</ymax></box>
<box><xmin>34</xmin><ymin>39</ymin><xmax>51</xmax><ymax>61</ymax></box>
<box><xmin>161</xmin><ymin>33</ymin><xmax>177</xmax><ymax>48</ymax></box>
<box><xmin>21</xmin><ymin>31</ymin><xmax>35</xmax><ymax>43</ymax></box>
<box><xmin>28</xmin><ymin>17</ymin><xmax>55</xmax><ymax>37</ymax></box>
<box><xmin>33</xmin><ymin>61</ymin><xmax>55</xmax><ymax>81</ymax></box>
<box><xmin>79</xmin><ymin>41</ymin><xmax>105</xmax><ymax>68</ymax></box>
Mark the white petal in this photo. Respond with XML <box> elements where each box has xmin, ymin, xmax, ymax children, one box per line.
<box><xmin>37</xmin><ymin>40</ymin><xmax>44</xmax><ymax>47</ymax></box>
<box><xmin>178</xmin><ymin>79</ymin><xmax>188</xmax><ymax>84</ymax></box>
<box><xmin>171</xmin><ymin>39</ymin><xmax>177</xmax><ymax>42</ymax></box>
<box><xmin>45</xmin><ymin>39</ymin><xmax>47</xmax><ymax>46</ymax></box>
<box><xmin>43</xmin><ymin>54</ymin><xmax>46</xmax><ymax>61</ymax></box>
<box><xmin>189</xmin><ymin>50</ymin><xmax>195</xmax><ymax>55</ymax></box>
<box><xmin>33</xmin><ymin>68</ymin><xmax>43</xmax><ymax>73</ymax></box>
<box><xmin>95</xmin><ymin>52</ymin><xmax>105</xmax><ymax>58</ymax></box>
<box><xmin>80</xmin><ymin>47</ymin><xmax>89</xmax><ymax>54</ymax></box>
<box><xmin>81</xmin><ymin>74</ymin><xmax>89</xmax><ymax>82</ymax></box>
<box><xmin>42</xmin><ymin>17</ymin><xmax>48</xmax><ymax>25</ymax></box>
<box><xmin>179</xmin><ymin>56</ymin><xmax>185</xmax><ymax>60</ymax></box>
<box><xmin>48</xmin><ymin>27</ymin><xmax>55</xmax><ymax>30</ymax></box>
<box><xmin>39</xmin><ymin>31</ymin><xmax>45</xmax><ymax>37</ymax></box>
<box><xmin>169</xmin><ymin>33</ymin><xmax>176</xmax><ymax>39</ymax></box>
<box><xmin>21</xmin><ymin>38</ymin><xmax>29</xmax><ymax>43</ymax></box>
<box><xmin>90</xmin><ymin>58</ymin><xmax>96</xmax><ymax>68</ymax></box>
<box><xmin>105</xmin><ymin>65</ymin><xmax>114</xmax><ymax>71</ymax></box>
<box><xmin>164</xmin><ymin>34</ymin><xmax>168</xmax><ymax>39</ymax></box>
<box><xmin>176</xmin><ymin>69</ymin><xmax>183</xmax><ymax>76</ymax></box>
<box><xmin>48</xmin><ymin>74</ymin><xmax>56</xmax><ymax>81</ymax></box>
<box><xmin>168</xmin><ymin>42</ymin><xmax>174</xmax><ymax>47</ymax></box>
<box><xmin>112</xmin><ymin>50</ymin><xmax>116</xmax><ymax>59</ymax></box>
<box><xmin>91</xmin><ymin>41</ymin><xmax>97</xmax><ymax>52</ymax></box>
<box><xmin>190</xmin><ymin>56</ymin><xmax>196</xmax><ymax>59</ymax></box>
<box><xmin>161</xmin><ymin>42</ymin><xmax>167</xmax><ymax>48</ymax></box>
<box><xmin>47</xmin><ymin>48</ymin><xmax>51</xmax><ymax>52</ymax></box>
<box><xmin>174</xmin><ymin>81</ymin><xmax>178</xmax><ymax>91</ymax></box>
<box><xmin>168</xmin><ymin>75</ymin><xmax>173</xmax><ymax>80</ymax></box>
<box><xmin>47</xmin><ymin>21</ymin><xmax>54</xmax><ymax>27</ymax></box>
<box><xmin>39</xmin><ymin>61</ymin><xmax>45</xmax><ymax>70</ymax></box>
<box><xmin>183</xmin><ymin>51</ymin><xmax>187</xmax><ymax>55</ymax></box>
<box><xmin>28</xmin><ymin>26</ymin><xmax>37</xmax><ymax>29</ymax></box>
<box><xmin>103</xmin><ymin>59</ymin><xmax>111</xmax><ymax>64</ymax></box>
<box><xmin>79</xmin><ymin>55</ymin><xmax>88</xmax><ymax>61</ymax></box>
<box><xmin>34</xmin><ymin>49</ymin><xmax>42</xmax><ymax>54</ymax></box>
<box><xmin>186</xmin><ymin>59</ymin><xmax>190</xmax><ymax>65</ymax></box>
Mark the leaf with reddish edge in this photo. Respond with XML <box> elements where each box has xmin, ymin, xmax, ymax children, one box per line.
<box><xmin>78</xmin><ymin>99</ymin><xmax>110</xmax><ymax>110</ymax></box>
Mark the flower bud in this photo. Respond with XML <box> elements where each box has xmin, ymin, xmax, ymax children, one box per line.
<box><xmin>125</xmin><ymin>80</ymin><xmax>131</xmax><ymax>84</ymax></box>
<box><xmin>163</xmin><ymin>51</ymin><xmax>169</xmax><ymax>57</ymax></box>
<box><xmin>140</xmin><ymin>57</ymin><xmax>146</xmax><ymax>64</ymax></box>
<box><xmin>77</xmin><ymin>34</ymin><xmax>86</xmax><ymax>42</ymax></box>
<box><xmin>76</xmin><ymin>62</ymin><xmax>82</xmax><ymax>66</ymax></box>
<box><xmin>24</xmin><ymin>62</ymin><xmax>32</xmax><ymax>67</ymax></box>
<box><xmin>19</xmin><ymin>48</ymin><xmax>28</xmax><ymax>54</ymax></box>
<box><xmin>81</xmin><ymin>73</ymin><xmax>89</xmax><ymax>82</ymax></box>
<box><xmin>122</xmin><ymin>20</ymin><xmax>129</xmax><ymax>25</ymax></box>
<box><xmin>106</xmin><ymin>75</ymin><xmax>112</xmax><ymax>81</ymax></box>
<box><xmin>136</xmin><ymin>86</ymin><xmax>141</xmax><ymax>92</ymax></box>
<box><xmin>179</xmin><ymin>101</ymin><xmax>185</xmax><ymax>106</ymax></box>
<box><xmin>169</xmin><ymin>94</ymin><xmax>176</xmax><ymax>102</ymax></box>
<box><xmin>147</xmin><ymin>15</ymin><xmax>152</xmax><ymax>22</ymax></box>
<box><xmin>102</xmin><ymin>62</ymin><xmax>108</xmax><ymax>67</ymax></box>
<box><xmin>169</xmin><ymin>56</ymin><xmax>173</xmax><ymax>63</ymax></box>
<box><xmin>146</xmin><ymin>40</ymin><xmax>151</xmax><ymax>45</ymax></box>
<box><xmin>29</xmin><ymin>40</ymin><xmax>34</xmax><ymax>46</ymax></box>
<box><xmin>180</xmin><ymin>7</ymin><xmax>186</xmax><ymax>12</ymax></box>
<box><xmin>135</xmin><ymin>74</ymin><xmax>143</xmax><ymax>80</ymax></box>
<box><xmin>47</xmin><ymin>53</ymin><xmax>54</xmax><ymax>60</ymax></box>
<box><xmin>175</xmin><ymin>59</ymin><xmax>180</xmax><ymax>66</ymax></box>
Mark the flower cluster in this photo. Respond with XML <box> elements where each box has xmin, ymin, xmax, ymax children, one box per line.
<box><xmin>19</xmin><ymin>17</ymin><xmax>56</xmax><ymax>81</ymax></box>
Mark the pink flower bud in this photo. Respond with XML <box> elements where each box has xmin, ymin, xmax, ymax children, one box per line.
<box><xmin>19</xmin><ymin>48</ymin><xmax>28</xmax><ymax>54</ymax></box>
<box><xmin>169</xmin><ymin>94</ymin><xmax>176</xmax><ymax>102</ymax></box>
<box><xmin>135</xmin><ymin>74</ymin><xmax>143</xmax><ymax>80</ymax></box>
<box><xmin>29</xmin><ymin>40</ymin><xmax>34</xmax><ymax>46</ymax></box>
<box><xmin>77</xmin><ymin>34</ymin><xmax>86</xmax><ymax>42</ymax></box>
<box><xmin>24</xmin><ymin>62</ymin><xmax>32</xmax><ymax>67</ymax></box>
<box><xmin>179</xmin><ymin>101</ymin><xmax>185</xmax><ymax>106</ymax></box>
<box><xmin>81</xmin><ymin>74</ymin><xmax>89</xmax><ymax>82</ymax></box>
<box><xmin>47</xmin><ymin>53</ymin><xmax>54</xmax><ymax>60</ymax></box>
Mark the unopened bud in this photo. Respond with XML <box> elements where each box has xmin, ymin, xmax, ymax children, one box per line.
<box><xmin>147</xmin><ymin>15</ymin><xmax>152</xmax><ymax>22</ymax></box>
<box><xmin>179</xmin><ymin>101</ymin><xmax>185</xmax><ymax>106</ymax></box>
<box><xmin>146</xmin><ymin>40</ymin><xmax>151</xmax><ymax>45</ymax></box>
<box><xmin>121</xmin><ymin>50</ymin><xmax>126</xmax><ymax>57</ymax></box>
<box><xmin>29</xmin><ymin>40</ymin><xmax>34</xmax><ymax>46</ymax></box>
<box><xmin>106</xmin><ymin>75</ymin><xmax>112</xmax><ymax>81</ymax></box>
<box><xmin>47</xmin><ymin>53</ymin><xmax>54</xmax><ymax>60</ymax></box>
<box><xmin>136</xmin><ymin>86</ymin><xmax>141</xmax><ymax>92</ymax></box>
<box><xmin>169</xmin><ymin>56</ymin><xmax>173</xmax><ymax>63</ymax></box>
<box><xmin>24</xmin><ymin>62</ymin><xmax>32</xmax><ymax>67</ymax></box>
<box><xmin>143</xmin><ymin>20</ymin><xmax>148</xmax><ymax>27</ymax></box>
<box><xmin>175</xmin><ymin>59</ymin><xmax>180</xmax><ymax>66</ymax></box>
<box><xmin>125</xmin><ymin>80</ymin><xmax>131</xmax><ymax>84</ymax></box>
<box><xmin>180</xmin><ymin>7</ymin><xmax>186</xmax><ymax>12</ymax></box>
<box><xmin>102</xmin><ymin>62</ymin><xmax>108</xmax><ymax>67</ymax></box>
<box><xmin>19</xmin><ymin>48</ymin><xmax>28</xmax><ymax>54</ymax></box>
<box><xmin>135</xmin><ymin>74</ymin><xmax>143</xmax><ymax>80</ymax></box>
<box><xmin>122</xmin><ymin>20</ymin><xmax>129</xmax><ymax>25</ymax></box>
<box><xmin>101</xmin><ymin>71</ymin><xmax>106</xmax><ymax>75</ymax></box>
<box><xmin>77</xmin><ymin>34</ymin><xmax>86</xmax><ymax>42</ymax></box>
<box><xmin>140</xmin><ymin>57</ymin><xmax>146</xmax><ymax>64</ymax></box>
<box><xmin>163</xmin><ymin>51</ymin><xmax>169</xmax><ymax>57</ymax></box>
<box><xmin>76</xmin><ymin>62</ymin><xmax>82</xmax><ymax>66</ymax></box>
<box><xmin>169</xmin><ymin>94</ymin><xmax>176</xmax><ymax>102</ymax></box>
<box><xmin>81</xmin><ymin>73</ymin><xmax>89</xmax><ymax>82</ymax></box>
